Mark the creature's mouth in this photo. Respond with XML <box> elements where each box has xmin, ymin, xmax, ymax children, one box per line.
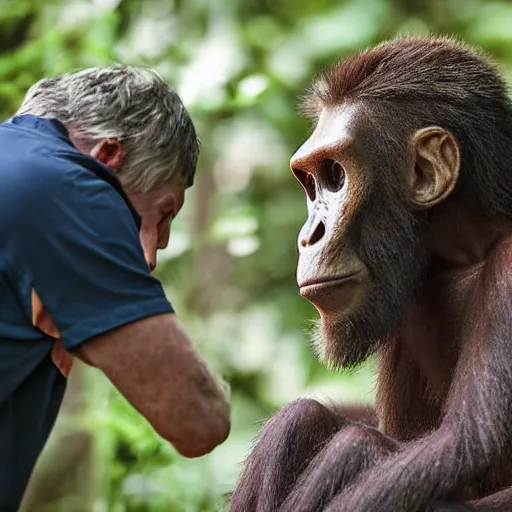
<box><xmin>299</xmin><ymin>273</ymin><xmax>361</xmax><ymax>295</ymax></box>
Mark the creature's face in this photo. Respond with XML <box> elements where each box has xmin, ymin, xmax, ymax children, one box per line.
<box><xmin>291</xmin><ymin>106</ymin><xmax>369</xmax><ymax>321</ymax></box>
<box><xmin>290</xmin><ymin>105</ymin><xmax>460</xmax><ymax>367</ymax></box>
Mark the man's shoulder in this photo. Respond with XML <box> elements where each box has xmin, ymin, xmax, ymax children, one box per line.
<box><xmin>0</xmin><ymin>114</ymin><xmax>76</xmax><ymax>159</ymax></box>
<box><xmin>0</xmin><ymin>115</ymin><xmax>89</xmax><ymax>188</ymax></box>
<box><xmin>0</xmin><ymin>147</ymin><xmax>102</xmax><ymax>224</ymax></box>
<box><xmin>0</xmin><ymin>114</ymin><xmax>140</xmax><ymax>227</ymax></box>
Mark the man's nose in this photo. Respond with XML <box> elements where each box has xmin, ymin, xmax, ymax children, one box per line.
<box><xmin>143</xmin><ymin>245</ymin><xmax>157</xmax><ymax>272</ymax></box>
<box><xmin>140</xmin><ymin>228</ymin><xmax>158</xmax><ymax>273</ymax></box>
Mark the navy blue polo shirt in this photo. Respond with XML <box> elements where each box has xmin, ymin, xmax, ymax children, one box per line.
<box><xmin>0</xmin><ymin>115</ymin><xmax>174</xmax><ymax>510</ymax></box>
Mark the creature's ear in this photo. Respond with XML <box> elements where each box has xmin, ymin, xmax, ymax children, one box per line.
<box><xmin>408</xmin><ymin>127</ymin><xmax>460</xmax><ymax>208</ymax></box>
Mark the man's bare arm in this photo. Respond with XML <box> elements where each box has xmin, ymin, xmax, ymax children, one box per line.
<box><xmin>74</xmin><ymin>313</ymin><xmax>230</xmax><ymax>458</ymax></box>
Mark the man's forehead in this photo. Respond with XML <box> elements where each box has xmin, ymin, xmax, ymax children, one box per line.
<box><xmin>131</xmin><ymin>183</ymin><xmax>185</xmax><ymax>209</ymax></box>
<box><xmin>292</xmin><ymin>105</ymin><xmax>359</xmax><ymax>162</ymax></box>
<box><xmin>156</xmin><ymin>184</ymin><xmax>185</xmax><ymax>206</ymax></box>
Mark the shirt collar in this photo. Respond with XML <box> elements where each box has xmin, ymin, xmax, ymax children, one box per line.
<box><xmin>7</xmin><ymin>114</ymin><xmax>71</xmax><ymax>141</ymax></box>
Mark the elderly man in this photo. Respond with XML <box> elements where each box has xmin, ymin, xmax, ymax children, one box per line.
<box><xmin>0</xmin><ymin>65</ymin><xmax>230</xmax><ymax>510</ymax></box>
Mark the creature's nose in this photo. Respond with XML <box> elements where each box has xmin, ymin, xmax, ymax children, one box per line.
<box><xmin>300</xmin><ymin>220</ymin><xmax>326</xmax><ymax>248</ymax></box>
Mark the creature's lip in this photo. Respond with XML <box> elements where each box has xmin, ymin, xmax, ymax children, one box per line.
<box><xmin>299</xmin><ymin>273</ymin><xmax>361</xmax><ymax>292</ymax></box>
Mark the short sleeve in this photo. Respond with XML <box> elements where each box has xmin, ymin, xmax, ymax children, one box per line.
<box><xmin>3</xmin><ymin>153</ymin><xmax>173</xmax><ymax>350</ymax></box>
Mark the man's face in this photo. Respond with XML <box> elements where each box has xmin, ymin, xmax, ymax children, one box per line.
<box><xmin>126</xmin><ymin>184</ymin><xmax>186</xmax><ymax>272</ymax></box>
<box><xmin>70</xmin><ymin>134</ymin><xmax>188</xmax><ymax>273</ymax></box>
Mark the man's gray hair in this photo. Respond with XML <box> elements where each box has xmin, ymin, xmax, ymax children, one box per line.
<box><xmin>16</xmin><ymin>65</ymin><xmax>199</xmax><ymax>191</ymax></box>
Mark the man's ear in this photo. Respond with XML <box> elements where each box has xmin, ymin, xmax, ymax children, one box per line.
<box><xmin>408</xmin><ymin>127</ymin><xmax>460</xmax><ymax>209</ymax></box>
<box><xmin>90</xmin><ymin>139</ymin><xmax>126</xmax><ymax>170</ymax></box>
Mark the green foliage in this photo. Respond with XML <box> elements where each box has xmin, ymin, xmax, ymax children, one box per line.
<box><xmin>7</xmin><ymin>0</ymin><xmax>512</xmax><ymax>510</ymax></box>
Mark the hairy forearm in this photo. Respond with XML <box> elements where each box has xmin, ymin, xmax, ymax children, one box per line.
<box><xmin>76</xmin><ymin>313</ymin><xmax>231</xmax><ymax>457</ymax></box>
<box><xmin>327</xmin><ymin>423</ymin><xmax>481</xmax><ymax>512</ymax></box>
<box><xmin>169</xmin><ymin>348</ymin><xmax>231</xmax><ymax>457</ymax></box>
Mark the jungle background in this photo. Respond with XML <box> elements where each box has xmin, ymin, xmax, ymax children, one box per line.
<box><xmin>1</xmin><ymin>0</ymin><xmax>511</xmax><ymax>510</ymax></box>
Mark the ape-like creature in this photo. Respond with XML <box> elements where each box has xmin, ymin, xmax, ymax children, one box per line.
<box><xmin>229</xmin><ymin>37</ymin><xmax>512</xmax><ymax>512</ymax></box>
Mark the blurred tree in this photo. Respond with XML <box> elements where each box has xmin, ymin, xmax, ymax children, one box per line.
<box><xmin>1</xmin><ymin>0</ymin><xmax>510</xmax><ymax>510</ymax></box>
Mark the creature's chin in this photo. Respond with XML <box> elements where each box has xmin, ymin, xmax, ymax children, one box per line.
<box><xmin>311</xmin><ymin>312</ymin><xmax>379</xmax><ymax>370</ymax></box>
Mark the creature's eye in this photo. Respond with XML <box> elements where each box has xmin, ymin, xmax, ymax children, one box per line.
<box><xmin>294</xmin><ymin>169</ymin><xmax>317</xmax><ymax>201</ymax></box>
<box><xmin>320</xmin><ymin>159</ymin><xmax>345</xmax><ymax>192</ymax></box>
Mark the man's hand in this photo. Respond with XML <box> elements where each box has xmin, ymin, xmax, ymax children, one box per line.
<box><xmin>74</xmin><ymin>313</ymin><xmax>230</xmax><ymax>457</ymax></box>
